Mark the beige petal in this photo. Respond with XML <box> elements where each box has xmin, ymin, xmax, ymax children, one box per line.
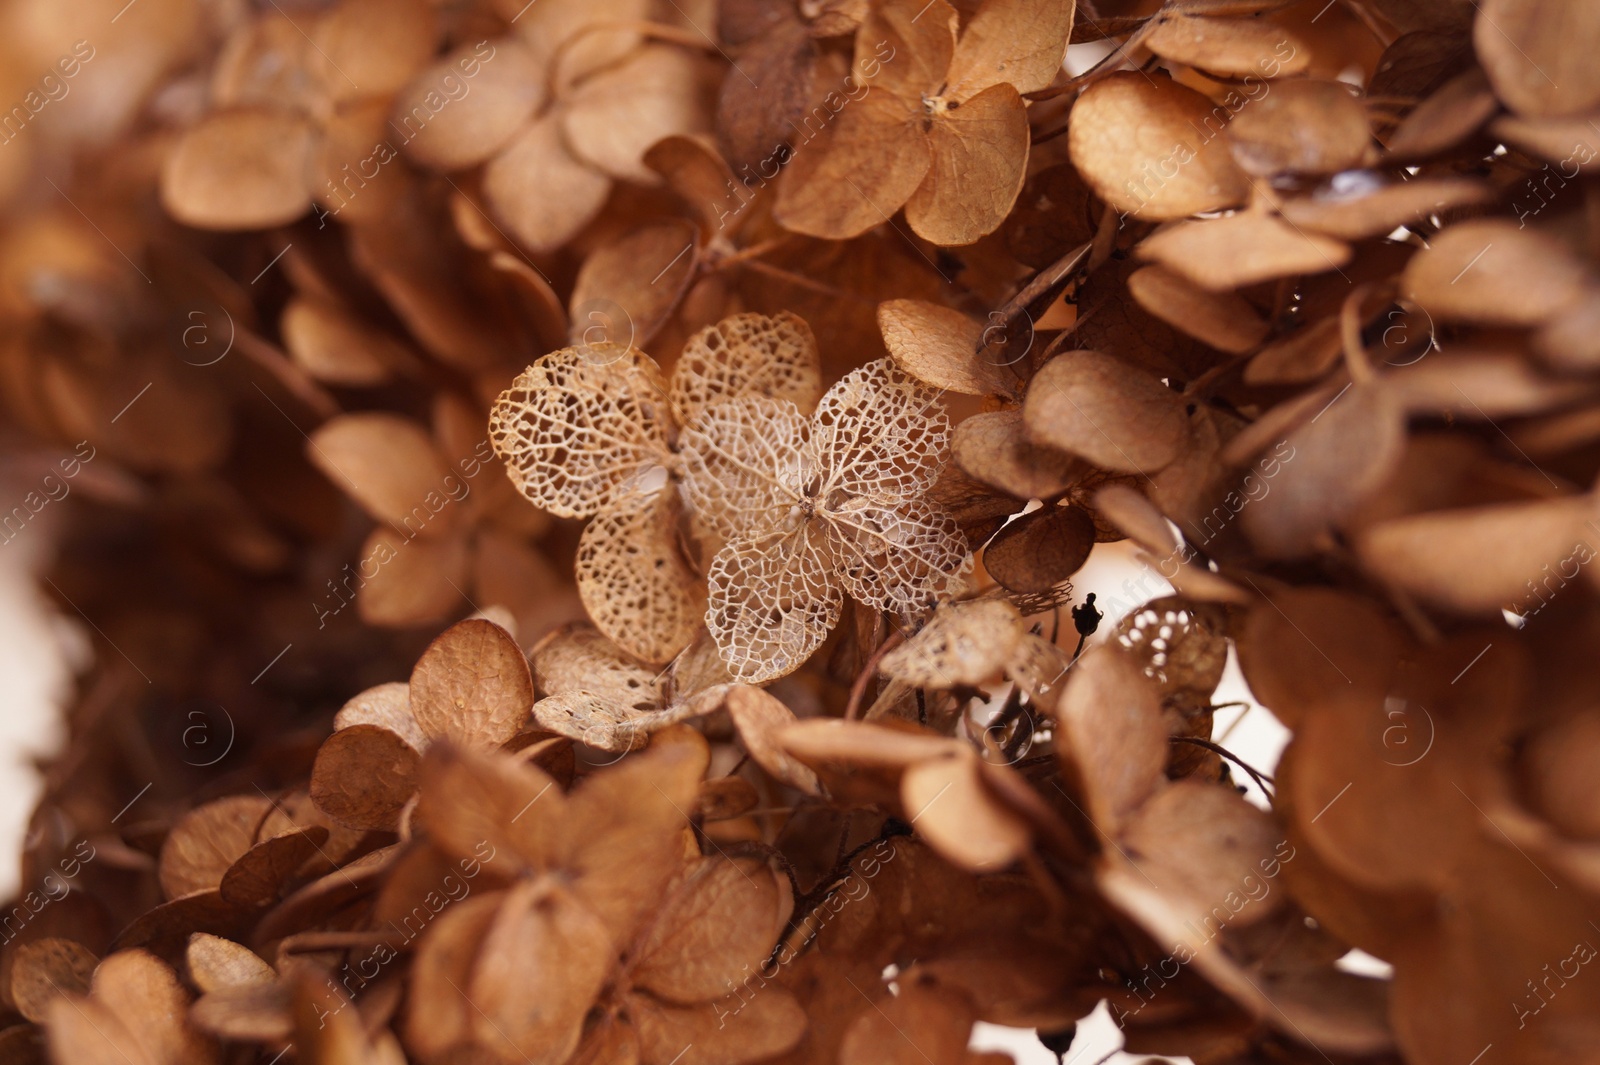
<box><xmin>184</xmin><ymin>935</ymin><xmax>274</xmax><ymax>995</ymax></box>
<box><xmin>282</xmin><ymin>295</ymin><xmax>417</xmax><ymax>388</ymax></box>
<box><xmin>880</xmin><ymin>598</ymin><xmax>1025</xmax><ymax>688</ymax></box>
<box><xmin>162</xmin><ymin>109</ymin><xmax>314</xmax><ymax>231</ymax></box>
<box><xmin>509</xmin><ymin>0</ymin><xmax>652</xmax><ymax>89</ymax></box>
<box><xmin>679</xmin><ymin>395</ymin><xmax>812</xmax><ymax>541</ymax></box>
<box><xmin>563</xmin><ymin>46</ymin><xmax>704</xmax><ymax>184</ymax></box>
<box><xmin>982</xmin><ymin>503</ymin><xmax>1095</xmax><ymax>594</ymax></box>
<box><xmin>392</xmin><ymin>37</ymin><xmax>544</xmax><ymax>170</ymax></box>
<box><xmin>1137</xmin><ymin>212</ymin><xmax>1352</xmax><ymax>292</ymax></box>
<box><xmin>813</xmin><ymin>359</ymin><xmax>952</xmax><ymax>504</ymax></box>
<box><xmin>570</xmin><ymin>220</ymin><xmax>701</xmax><ymax>351</ymax></box>
<box><xmin>1022</xmin><ymin>351</ymin><xmax>1189</xmax><ymax>474</ymax></box>
<box><xmin>878</xmin><ymin>299</ymin><xmax>1019</xmax><ymax>399</ymax></box>
<box><xmin>489</xmin><ymin>344</ymin><xmax>672</xmax><ymax>519</ymax></box>
<box><xmin>706</xmin><ymin>524</ymin><xmax>843</xmax><ymax>683</ymax></box>
<box><xmin>1280</xmin><ymin>175</ymin><xmax>1493</xmax><ymax>241</ymax></box>
<box><xmin>575</xmin><ymin>487</ymin><xmax>706</xmax><ymax>664</ymax></box>
<box><xmin>1055</xmin><ymin>646</ymin><xmax>1168</xmax><ymax>836</ymax></box>
<box><xmin>773</xmin><ymin>88</ymin><xmax>929</xmax><ymax>240</ymax></box>
<box><xmin>86</xmin><ymin>950</ymin><xmax>215</xmax><ymax>1065</ymax></box>
<box><xmin>670</xmin><ymin>311</ymin><xmax>823</xmax><ymax>426</ymax></box>
<box><xmin>1067</xmin><ymin>71</ymin><xmax>1250</xmax><ymax>220</ymax></box>
<box><xmin>312</xmin><ymin>0</ymin><xmax>437</xmax><ymax>103</ymax></box>
<box><xmin>534</xmin><ymin>622</ymin><xmax>664</xmax><ymax>705</ymax></box>
<box><xmin>354</xmin><ymin>527</ymin><xmax>471</xmax><ymax>628</ymax></box>
<box><xmin>952</xmin><ymin>409</ymin><xmax>1081</xmax><ymax>501</ymax></box>
<box><xmin>483</xmin><ymin>113</ymin><xmax>615</xmax><ymax>254</ymax></box>
<box><xmin>829</xmin><ymin>496</ymin><xmax>971</xmax><ymax>617</ymax></box>
<box><xmin>906</xmin><ymin>82</ymin><xmax>1031</xmax><ymax>247</ymax></box>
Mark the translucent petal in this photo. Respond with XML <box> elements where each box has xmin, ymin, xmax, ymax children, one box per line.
<box><xmin>574</xmin><ymin>487</ymin><xmax>706</xmax><ymax>664</ymax></box>
<box><xmin>669</xmin><ymin>311</ymin><xmax>823</xmax><ymax>427</ymax></box>
<box><xmin>811</xmin><ymin>359</ymin><xmax>952</xmax><ymax>506</ymax></box>
<box><xmin>532</xmin><ymin>692</ymin><xmax>707</xmax><ymax>753</ymax></box>
<box><xmin>705</xmin><ymin>524</ymin><xmax>842</xmax><ymax>683</ymax></box>
<box><xmin>489</xmin><ymin>346</ymin><xmax>672</xmax><ymax>519</ymax></box>
<box><xmin>679</xmin><ymin>396</ymin><xmax>813</xmax><ymax>541</ymax></box>
<box><xmin>532</xmin><ymin>622</ymin><xmax>665</xmax><ymax>710</ymax></box>
<box><xmin>826</xmin><ymin>496</ymin><xmax>971</xmax><ymax>619</ymax></box>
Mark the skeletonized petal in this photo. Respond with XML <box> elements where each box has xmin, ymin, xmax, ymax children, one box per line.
<box><xmin>705</xmin><ymin>525</ymin><xmax>843</xmax><ymax>683</ymax></box>
<box><xmin>575</xmin><ymin>487</ymin><xmax>706</xmax><ymax>663</ymax></box>
<box><xmin>490</xmin><ymin>346</ymin><xmax>672</xmax><ymax>518</ymax></box>
<box><xmin>669</xmin><ymin>312</ymin><xmax>823</xmax><ymax>426</ymax></box>
<box><xmin>827</xmin><ymin>496</ymin><xmax>970</xmax><ymax>618</ymax></box>
<box><xmin>679</xmin><ymin>396</ymin><xmax>812</xmax><ymax>541</ymax></box>
<box><xmin>812</xmin><ymin>359</ymin><xmax>952</xmax><ymax>505</ymax></box>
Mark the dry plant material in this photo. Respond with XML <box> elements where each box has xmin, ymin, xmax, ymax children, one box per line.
<box><xmin>15</xmin><ymin>2</ymin><xmax>1600</xmax><ymax>1064</ymax></box>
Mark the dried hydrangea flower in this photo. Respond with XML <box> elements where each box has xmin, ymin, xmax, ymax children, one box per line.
<box><xmin>681</xmin><ymin>358</ymin><xmax>971</xmax><ymax>682</ymax></box>
<box><xmin>491</xmin><ymin>312</ymin><xmax>821</xmax><ymax>663</ymax></box>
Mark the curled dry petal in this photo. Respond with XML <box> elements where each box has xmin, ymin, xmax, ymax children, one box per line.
<box><xmin>879</xmin><ymin>598</ymin><xmax>1026</xmax><ymax>688</ymax></box>
<box><xmin>878</xmin><ymin>300</ymin><xmax>1017</xmax><ymax>399</ymax></box>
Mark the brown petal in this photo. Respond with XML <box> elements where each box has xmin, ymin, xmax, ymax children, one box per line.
<box><xmin>902</xmin><ymin>754</ymin><xmax>1032</xmax><ymax>871</ymax></box>
<box><xmin>409</xmin><ymin>618</ymin><xmax>534</xmax><ymax>747</ymax></box>
<box><xmin>404</xmin><ymin>890</ymin><xmax>502</xmax><ymax>1060</ymax></box>
<box><xmin>1400</xmin><ymin>218</ymin><xmax>1590</xmax><ymax>326</ymax></box>
<box><xmin>354</xmin><ymin>527</ymin><xmax>471</xmax><ymax>628</ymax></box>
<box><xmin>952</xmin><ymin>410</ymin><xmax>1081</xmax><ymax>500</ymax></box>
<box><xmin>1473</xmin><ymin>0</ymin><xmax>1600</xmax><ymax>117</ymax></box>
<box><xmin>184</xmin><ymin>935</ymin><xmax>274</xmax><ymax>994</ymax></box>
<box><xmin>1239</xmin><ymin>384</ymin><xmax>1406</xmax><ymax>559</ymax></box>
<box><xmin>1067</xmin><ymin>71</ymin><xmax>1250</xmax><ymax>220</ymax></box>
<box><xmin>569</xmin><ymin>220</ymin><xmax>701</xmax><ymax>352</ymax></box>
<box><xmin>219</xmin><ymin>827</ymin><xmax>331</xmax><ymax>908</ymax></box>
<box><xmin>562</xmin><ymin>46</ymin><xmax>704</xmax><ymax>184</ymax></box>
<box><xmin>282</xmin><ymin>296</ymin><xmax>418</xmax><ymax>388</ymax></box>
<box><xmin>906</xmin><ymin>83</ymin><xmax>1031</xmax><ymax>247</ymax></box>
<box><xmin>1022</xmin><ymin>351</ymin><xmax>1189</xmax><ymax>474</ymax></box>
<box><xmin>312</xmin><ymin>0</ymin><xmax>437</xmax><ymax>103</ymax></box>
<box><xmin>1137</xmin><ymin>212</ymin><xmax>1352</xmax><ymax>292</ymax></box>
<box><xmin>983</xmin><ymin>504</ymin><xmax>1095</xmax><ymax>594</ymax></box>
<box><xmin>632</xmin><ymin>858</ymin><xmax>788</xmax><ymax>1003</ymax></box>
<box><xmin>1055</xmin><ymin>646</ymin><xmax>1168</xmax><ymax>836</ymax></box>
<box><xmin>392</xmin><ymin>37</ymin><xmax>544</xmax><ymax>170</ymax></box>
<box><xmin>839</xmin><ymin>979</ymin><xmax>975</xmax><ymax>1065</ymax></box>
<box><xmin>162</xmin><ymin>109</ymin><xmax>314</xmax><ymax>230</ymax></box>
<box><xmin>468</xmin><ymin>880</ymin><xmax>611</xmax><ymax>1065</ymax></box>
<box><xmin>1126</xmin><ymin>265</ymin><xmax>1270</xmax><ymax>354</ymax></box>
<box><xmin>772</xmin><ymin>86</ymin><xmax>929</xmax><ymax>240</ymax></box>
<box><xmin>944</xmin><ymin>0</ymin><xmax>1074</xmax><ymax>97</ymax></box>
<box><xmin>308</xmin><ymin>414</ymin><xmax>461</xmax><ymax>538</ymax></box>
<box><xmin>1225</xmin><ymin>79</ymin><xmax>1372</xmax><ymax>176</ymax></box>
<box><xmin>879</xmin><ymin>598</ymin><xmax>1026</xmax><ymax>688</ymax></box>
<box><xmin>1354</xmin><ymin>495</ymin><xmax>1598</xmax><ymax>614</ymax></box>
<box><xmin>725</xmin><ymin>686</ymin><xmax>823</xmax><ymax>795</ymax></box>
<box><xmin>333</xmin><ymin>682</ymin><xmax>424</xmax><ymax>751</ymax></box>
<box><xmin>483</xmin><ymin>113</ymin><xmax>614</xmax><ymax>254</ymax></box>
<box><xmin>415</xmin><ymin>743</ymin><xmax>566</xmax><ymax>873</ymax></box>
<box><xmin>12</xmin><ymin>939</ymin><xmax>96</xmax><ymax>1024</ymax></box>
<box><xmin>86</xmin><ymin>950</ymin><xmax>214</xmax><ymax>1065</ymax></box>
<box><xmin>159</xmin><ymin>796</ymin><xmax>288</xmax><ymax>901</ymax></box>
<box><xmin>877</xmin><ymin>300</ymin><xmax>1016</xmax><ymax>398</ymax></box>
<box><xmin>1280</xmin><ymin>175</ymin><xmax>1492</xmax><ymax>241</ymax></box>
<box><xmin>632</xmin><ymin>988</ymin><xmax>806</xmax><ymax>1065</ymax></box>
<box><xmin>309</xmin><ymin>725</ymin><xmax>421</xmax><ymax>831</ymax></box>
<box><xmin>1144</xmin><ymin>14</ymin><xmax>1310</xmax><ymax>78</ymax></box>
